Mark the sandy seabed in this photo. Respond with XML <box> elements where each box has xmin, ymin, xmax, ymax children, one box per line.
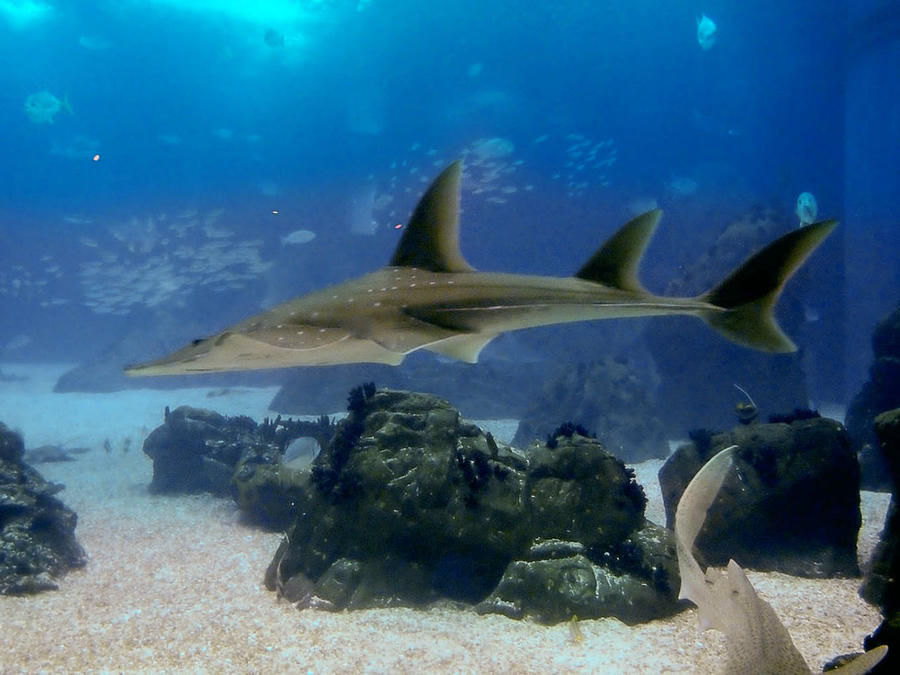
<box><xmin>0</xmin><ymin>363</ymin><xmax>889</xmax><ymax>674</ymax></box>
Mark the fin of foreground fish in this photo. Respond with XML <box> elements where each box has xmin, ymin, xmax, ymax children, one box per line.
<box><xmin>125</xmin><ymin>161</ymin><xmax>836</xmax><ymax>376</ymax></box>
<box><xmin>675</xmin><ymin>445</ymin><xmax>888</xmax><ymax>674</ymax></box>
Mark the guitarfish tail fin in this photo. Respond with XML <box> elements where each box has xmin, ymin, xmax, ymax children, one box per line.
<box><xmin>698</xmin><ymin>220</ymin><xmax>836</xmax><ymax>352</ymax></box>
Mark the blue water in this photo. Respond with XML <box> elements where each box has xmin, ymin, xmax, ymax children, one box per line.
<box><xmin>0</xmin><ymin>0</ymin><xmax>897</xmax><ymax>397</ymax></box>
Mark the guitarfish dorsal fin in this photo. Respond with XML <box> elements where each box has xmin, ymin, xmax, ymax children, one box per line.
<box><xmin>389</xmin><ymin>160</ymin><xmax>475</xmax><ymax>273</ymax></box>
<box><xmin>575</xmin><ymin>209</ymin><xmax>661</xmax><ymax>292</ymax></box>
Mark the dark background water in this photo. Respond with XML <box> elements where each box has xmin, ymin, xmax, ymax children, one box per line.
<box><xmin>0</xmin><ymin>0</ymin><xmax>897</xmax><ymax>401</ymax></box>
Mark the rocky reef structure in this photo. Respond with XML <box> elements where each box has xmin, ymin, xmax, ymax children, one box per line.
<box><xmin>846</xmin><ymin>304</ymin><xmax>900</xmax><ymax>491</ymax></box>
<box><xmin>512</xmin><ymin>356</ymin><xmax>668</xmax><ymax>462</ymax></box>
<box><xmin>659</xmin><ymin>415</ymin><xmax>861</xmax><ymax>577</ymax></box>
<box><xmin>264</xmin><ymin>386</ymin><xmax>681</xmax><ymax>624</ymax></box>
<box><xmin>861</xmin><ymin>408</ymin><xmax>900</xmax><ymax>670</ymax></box>
<box><xmin>141</xmin><ymin>406</ymin><xmax>333</xmax><ymax>528</ymax></box>
<box><xmin>0</xmin><ymin>423</ymin><xmax>87</xmax><ymax>594</ymax></box>
<box><xmin>643</xmin><ymin>210</ymin><xmax>812</xmax><ymax>431</ymax></box>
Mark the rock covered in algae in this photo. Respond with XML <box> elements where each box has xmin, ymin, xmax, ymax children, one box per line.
<box><xmin>0</xmin><ymin>423</ymin><xmax>87</xmax><ymax>594</ymax></box>
<box><xmin>659</xmin><ymin>416</ymin><xmax>861</xmax><ymax>577</ymax></box>
<box><xmin>478</xmin><ymin>519</ymin><xmax>679</xmax><ymax>624</ymax></box>
<box><xmin>142</xmin><ymin>406</ymin><xmax>333</xmax><ymax>528</ymax></box>
<box><xmin>265</xmin><ymin>386</ymin><xmax>680</xmax><ymax>624</ymax></box>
